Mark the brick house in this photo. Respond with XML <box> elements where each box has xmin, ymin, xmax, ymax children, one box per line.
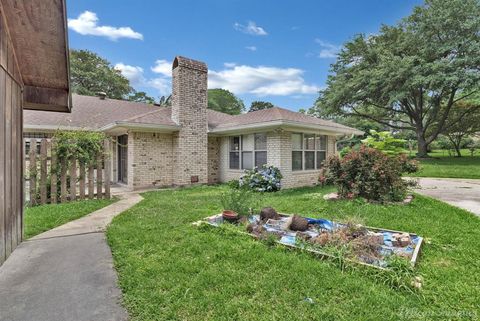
<box><xmin>24</xmin><ymin>56</ymin><xmax>362</xmax><ymax>190</ymax></box>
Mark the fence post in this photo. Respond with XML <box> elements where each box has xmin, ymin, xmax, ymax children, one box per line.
<box><xmin>28</xmin><ymin>138</ymin><xmax>37</xmax><ymax>206</ymax></box>
<box><xmin>60</xmin><ymin>158</ymin><xmax>67</xmax><ymax>203</ymax></box>
<box><xmin>79</xmin><ymin>162</ymin><xmax>85</xmax><ymax>200</ymax></box>
<box><xmin>104</xmin><ymin>139</ymin><xmax>111</xmax><ymax>199</ymax></box>
<box><xmin>96</xmin><ymin>153</ymin><xmax>103</xmax><ymax>199</ymax></box>
<box><xmin>88</xmin><ymin>163</ymin><xmax>94</xmax><ymax>200</ymax></box>
<box><xmin>50</xmin><ymin>139</ymin><xmax>57</xmax><ymax>204</ymax></box>
<box><xmin>70</xmin><ymin>157</ymin><xmax>77</xmax><ymax>201</ymax></box>
<box><xmin>39</xmin><ymin>139</ymin><xmax>48</xmax><ymax>204</ymax></box>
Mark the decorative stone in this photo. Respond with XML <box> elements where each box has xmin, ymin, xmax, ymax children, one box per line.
<box><xmin>323</xmin><ymin>192</ymin><xmax>340</xmax><ymax>201</ymax></box>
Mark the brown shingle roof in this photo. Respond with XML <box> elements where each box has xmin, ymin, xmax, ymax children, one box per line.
<box><xmin>24</xmin><ymin>94</ymin><xmax>362</xmax><ymax>135</ymax></box>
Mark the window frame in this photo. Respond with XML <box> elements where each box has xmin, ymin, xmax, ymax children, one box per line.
<box><xmin>229</xmin><ymin>133</ymin><xmax>268</xmax><ymax>170</ymax></box>
<box><xmin>291</xmin><ymin>133</ymin><xmax>328</xmax><ymax>171</ymax></box>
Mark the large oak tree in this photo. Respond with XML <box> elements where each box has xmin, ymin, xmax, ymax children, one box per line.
<box><xmin>314</xmin><ymin>0</ymin><xmax>480</xmax><ymax>156</ymax></box>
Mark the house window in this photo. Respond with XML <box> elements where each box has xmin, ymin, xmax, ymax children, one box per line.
<box><xmin>291</xmin><ymin>133</ymin><xmax>328</xmax><ymax>171</ymax></box>
<box><xmin>229</xmin><ymin>133</ymin><xmax>268</xmax><ymax>170</ymax></box>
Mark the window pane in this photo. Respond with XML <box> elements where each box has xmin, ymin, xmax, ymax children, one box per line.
<box><xmin>230</xmin><ymin>152</ymin><xmax>240</xmax><ymax>169</ymax></box>
<box><xmin>242</xmin><ymin>151</ymin><xmax>253</xmax><ymax>169</ymax></box>
<box><xmin>305</xmin><ymin>151</ymin><xmax>315</xmax><ymax>170</ymax></box>
<box><xmin>304</xmin><ymin>134</ymin><xmax>315</xmax><ymax>150</ymax></box>
<box><xmin>242</xmin><ymin>134</ymin><xmax>254</xmax><ymax>151</ymax></box>
<box><xmin>254</xmin><ymin>133</ymin><xmax>267</xmax><ymax>150</ymax></box>
<box><xmin>230</xmin><ymin>136</ymin><xmax>240</xmax><ymax>151</ymax></box>
<box><xmin>292</xmin><ymin>133</ymin><xmax>302</xmax><ymax>150</ymax></box>
<box><xmin>317</xmin><ymin>151</ymin><xmax>326</xmax><ymax>168</ymax></box>
<box><xmin>316</xmin><ymin>135</ymin><xmax>327</xmax><ymax>150</ymax></box>
<box><xmin>255</xmin><ymin>151</ymin><xmax>267</xmax><ymax>167</ymax></box>
<box><xmin>292</xmin><ymin>151</ymin><xmax>302</xmax><ymax>171</ymax></box>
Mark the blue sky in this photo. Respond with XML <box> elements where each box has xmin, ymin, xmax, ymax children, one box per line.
<box><xmin>67</xmin><ymin>0</ymin><xmax>422</xmax><ymax>111</ymax></box>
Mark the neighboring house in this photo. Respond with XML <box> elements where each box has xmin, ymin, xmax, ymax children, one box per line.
<box><xmin>24</xmin><ymin>56</ymin><xmax>361</xmax><ymax>191</ymax></box>
<box><xmin>0</xmin><ymin>0</ymin><xmax>71</xmax><ymax>265</ymax></box>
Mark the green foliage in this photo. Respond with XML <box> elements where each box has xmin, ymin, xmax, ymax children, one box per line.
<box><xmin>128</xmin><ymin>91</ymin><xmax>156</xmax><ymax>104</ymax></box>
<box><xmin>70</xmin><ymin>49</ymin><xmax>133</xmax><ymax>99</ymax></box>
<box><xmin>219</xmin><ymin>187</ymin><xmax>256</xmax><ymax>217</ymax></box>
<box><xmin>53</xmin><ymin>130</ymin><xmax>107</xmax><ymax>166</ymax></box>
<box><xmin>25</xmin><ymin>198</ymin><xmax>116</xmax><ymax>238</ymax></box>
<box><xmin>314</xmin><ymin>0</ymin><xmax>480</xmax><ymax>157</ymax></box>
<box><xmin>208</xmin><ymin>88</ymin><xmax>245</xmax><ymax>115</ymax></box>
<box><xmin>326</xmin><ymin>146</ymin><xmax>418</xmax><ymax>202</ymax></box>
<box><xmin>249</xmin><ymin>101</ymin><xmax>274</xmax><ymax>112</ymax></box>
<box><xmin>362</xmin><ymin>130</ymin><xmax>407</xmax><ymax>156</ymax></box>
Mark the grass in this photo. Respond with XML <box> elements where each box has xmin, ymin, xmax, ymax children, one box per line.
<box><xmin>412</xmin><ymin>149</ymin><xmax>480</xmax><ymax>179</ymax></box>
<box><xmin>107</xmin><ymin>185</ymin><xmax>480</xmax><ymax>321</ymax></box>
<box><xmin>24</xmin><ymin>198</ymin><xmax>117</xmax><ymax>239</ymax></box>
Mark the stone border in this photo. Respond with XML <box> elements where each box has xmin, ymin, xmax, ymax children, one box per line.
<box><xmin>323</xmin><ymin>192</ymin><xmax>414</xmax><ymax>205</ymax></box>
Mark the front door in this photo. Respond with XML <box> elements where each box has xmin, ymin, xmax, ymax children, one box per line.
<box><xmin>117</xmin><ymin>135</ymin><xmax>128</xmax><ymax>184</ymax></box>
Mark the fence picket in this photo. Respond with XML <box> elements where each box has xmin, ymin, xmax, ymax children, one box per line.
<box><xmin>96</xmin><ymin>153</ymin><xmax>102</xmax><ymax>199</ymax></box>
<box><xmin>50</xmin><ymin>140</ymin><xmax>57</xmax><ymax>204</ymax></box>
<box><xmin>69</xmin><ymin>157</ymin><xmax>77</xmax><ymax>201</ymax></box>
<box><xmin>104</xmin><ymin>139</ymin><xmax>111</xmax><ymax>199</ymax></box>
<box><xmin>79</xmin><ymin>162</ymin><xmax>85</xmax><ymax>200</ymax></box>
<box><xmin>28</xmin><ymin>138</ymin><xmax>36</xmax><ymax>206</ymax></box>
<box><xmin>88</xmin><ymin>163</ymin><xmax>94</xmax><ymax>200</ymax></box>
<box><xmin>39</xmin><ymin>139</ymin><xmax>47</xmax><ymax>204</ymax></box>
<box><xmin>60</xmin><ymin>158</ymin><xmax>67</xmax><ymax>203</ymax></box>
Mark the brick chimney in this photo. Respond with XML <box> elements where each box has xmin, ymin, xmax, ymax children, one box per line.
<box><xmin>171</xmin><ymin>56</ymin><xmax>208</xmax><ymax>185</ymax></box>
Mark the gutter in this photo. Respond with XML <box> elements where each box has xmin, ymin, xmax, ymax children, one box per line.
<box><xmin>209</xmin><ymin>120</ymin><xmax>364</xmax><ymax>136</ymax></box>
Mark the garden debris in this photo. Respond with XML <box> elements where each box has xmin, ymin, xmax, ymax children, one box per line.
<box><xmin>289</xmin><ymin>215</ymin><xmax>309</xmax><ymax>231</ymax></box>
<box><xmin>260</xmin><ymin>207</ymin><xmax>280</xmax><ymax>221</ymax></box>
<box><xmin>198</xmin><ymin>211</ymin><xmax>424</xmax><ymax>269</ymax></box>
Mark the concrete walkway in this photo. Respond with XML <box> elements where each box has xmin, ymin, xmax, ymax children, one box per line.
<box><xmin>0</xmin><ymin>193</ymin><xmax>143</xmax><ymax>321</ymax></box>
<box><xmin>414</xmin><ymin>177</ymin><xmax>480</xmax><ymax>216</ymax></box>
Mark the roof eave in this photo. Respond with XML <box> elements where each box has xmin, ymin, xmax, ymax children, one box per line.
<box><xmin>209</xmin><ymin>120</ymin><xmax>364</xmax><ymax>136</ymax></box>
<box><xmin>99</xmin><ymin>121</ymin><xmax>181</xmax><ymax>134</ymax></box>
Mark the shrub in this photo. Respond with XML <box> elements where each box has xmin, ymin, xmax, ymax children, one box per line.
<box><xmin>239</xmin><ymin>165</ymin><xmax>283</xmax><ymax>192</ymax></box>
<box><xmin>325</xmin><ymin>146</ymin><xmax>418</xmax><ymax>202</ymax></box>
<box><xmin>219</xmin><ymin>188</ymin><xmax>256</xmax><ymax>216</ymax></box>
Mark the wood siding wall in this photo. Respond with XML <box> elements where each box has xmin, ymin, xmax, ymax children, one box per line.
<box><xmin>0</xmin><ymin>9</ymin><xmax>24</xmax><ymax>266</ymax></box>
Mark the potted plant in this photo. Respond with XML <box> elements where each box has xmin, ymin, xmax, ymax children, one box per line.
<box><xmin>220</xmin><ymin>187</ymin><xmax>255</xmax><ymax>222</ymax></box>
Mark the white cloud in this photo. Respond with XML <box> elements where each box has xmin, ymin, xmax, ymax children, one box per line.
<box><xmin>245</xmin><ymin>46</ymin><xmax>257</xmax><ymax>51</ymax></box>
<box><xmin>151</xmin><ymin>59</ymin><xmax>172</xmax><ymax>77</ymax></box>
<box><xmin>234</xmin><ymin>21</ymin><xmax>268</xmax><ymax>36</ymax></box>
<box><xmin>315</xmin><ymin>39</ymin><xmax>341</xmax><ymax>58</ymax></box>
<box><xmin>114</xmin><ymin>63</ymin><xmax>144</xmax><ymax>85</ymax></box>
<box><xmin>115</xmin><ymin>63</ymin><xmax>170</xmax><ymax>95</ymax></box>
<box><xmin>209</xmin><ymin>64</ymin><xmax>319</xmax><ymax>96</ymax></box>
<box><xmin>224</xmin><ymin>62</ymin><xmax>237</xmax><ymax>68</ymax></box>
<box><xmin>68</xmin><ymin>11</ymin><xmax>143</xmax><ymax>41</ymax></box>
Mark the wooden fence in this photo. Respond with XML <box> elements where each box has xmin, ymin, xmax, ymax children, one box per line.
<box><xmin>25</xmin><ymin>138</ymin><xmax>111</xmax><ymax>206</ymax></box>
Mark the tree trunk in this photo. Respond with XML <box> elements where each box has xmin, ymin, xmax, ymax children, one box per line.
<box><xmin>454</xmin><ymin>146</ymin><xmax>462</xmax><ymax>157</ymax></box>
<box><xmin>416</xmin><ymin>131</ymin><xmax>429</xmax><ymax>158</ymax></box>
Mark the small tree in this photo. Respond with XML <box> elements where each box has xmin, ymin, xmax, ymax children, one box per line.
<box><xmin>441</xmin><ymin>100</ymin><xmax>480</xmax><ymax>157</ymax></box>
<box><xmin>208</xmin><ymin>89</ymin><xmax>245</xmax><ymax>115</ymax></box>
<box><xmin>361</xmin><ymin>130</ymin><xmax>406</xmax><ymax>156</ymax></box>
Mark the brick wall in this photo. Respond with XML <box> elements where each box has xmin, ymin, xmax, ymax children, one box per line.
<box><xmin>218</xmin><ymin>130</ymin><xmax>337</xmax><ymax>189</ymax></box>
<box><xmin>171</xmin><ymin>57</ymin><xmax>208</xmax><ymax>185</ymax></box>
<box><xmin>127</xmin><ymin>132</ymin><xmax>174</xmax><ymax>190</ymax></box>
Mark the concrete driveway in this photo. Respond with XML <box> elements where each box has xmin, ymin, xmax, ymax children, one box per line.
<box><xmin>414</xmin><ymin>178</ymin><xmax>480</xmax><ymax>216</ymax></box>
<box><xmin>0</xmin><ymin>193</ymin><xmax>143</xmax><ymax>321</ymax></box>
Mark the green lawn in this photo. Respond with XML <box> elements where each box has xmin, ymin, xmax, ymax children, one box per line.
<box><xmin>107</xmin><ymin>185</ymin><xmax>480</xmax><ymax>321</ymax></box>
<box><xmin>412</xmin><ymin>149</ymin><xmax>480</xmax><ymax>179</ymax></box>
<box><xmin>25</xmin><ymin>198</ymin><xmax>117</xmax><ymax>239</ymax></box>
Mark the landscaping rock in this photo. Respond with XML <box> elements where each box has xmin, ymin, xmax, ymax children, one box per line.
<box><xmin>323</xmin><ymin>192</ymin><xmax>340</xmax><ymax>201</ymax></box>
<box><xmin>260</xmin><ymin>207</ymin><xmax>279</xmax><ymax>221</ymax></box>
